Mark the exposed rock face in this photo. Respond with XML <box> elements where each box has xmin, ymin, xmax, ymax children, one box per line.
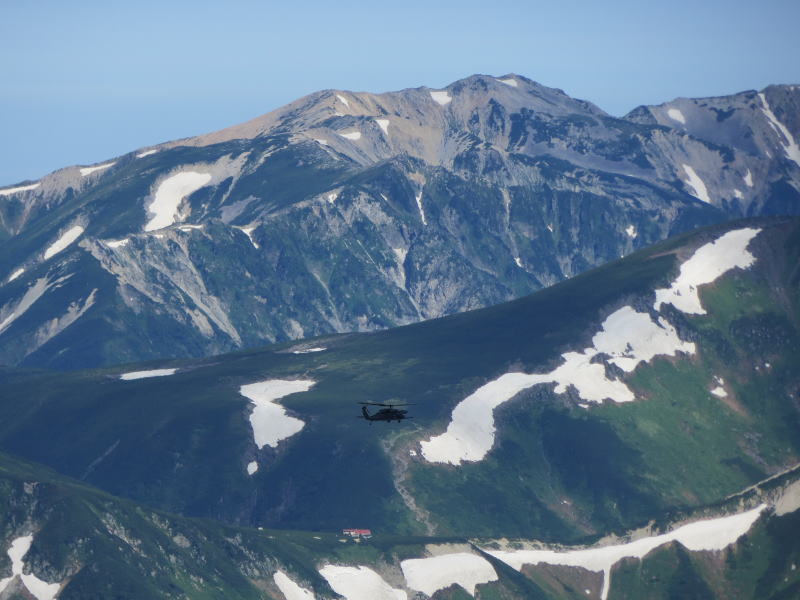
<box><xmin>0</xmin><ymin>74</ymin><xmax>797</xmax><ymax>368</ymax></box>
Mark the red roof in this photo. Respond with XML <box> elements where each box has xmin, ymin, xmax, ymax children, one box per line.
<box><xmin>342</xmin><ymin>528</ymin><xmax>372</xmax><ymax>535</ymax></box>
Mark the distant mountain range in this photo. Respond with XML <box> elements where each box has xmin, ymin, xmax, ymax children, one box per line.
<box><xmin>0</xmin><ymin>74</ymin><xmax>798</xmax><ymax>369</ymax></box>
<box><xmin>0</xmin><ymin>216</ymin><xmax>799</xmax><ymax>598</ymax></box>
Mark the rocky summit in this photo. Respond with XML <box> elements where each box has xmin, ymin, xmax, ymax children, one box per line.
<box><xmin>0</xmin><ymin>75</ymin><xmax>798</xmax><ymax>369</ymax></box>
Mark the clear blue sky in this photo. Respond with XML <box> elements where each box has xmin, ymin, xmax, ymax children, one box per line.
<box><xmin>2</xmin><ymin>0</ymin><xmax>799</xmax><ymax>186</ymax></box>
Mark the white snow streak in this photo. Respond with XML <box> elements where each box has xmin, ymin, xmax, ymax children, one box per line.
<box><xmin>144</xmin><ymin>171</ymin><xmax>212</xmax><ymax>231</ymax></box>
<box><xmin>711</xmin><ymin>376</ymin><xmax>727</xmax><ymax>398</ymax></box>
<box><xmin>625</xmin><ymin>225</ymin><xmax>637</xmax><ymax>239</ymax></box>
<box><xmin>514</xmin><ymin>257</ymin><xmax>523</xmax><ymax>268</ymax></box>
<box><xmin>681</xmin><ymin>164</ymin><xmax>711</xmax><ymax>203</ymax></box>
<box><xmin>759</xmin><ymin>92</ymin><xmax>800</xmax><ymax>168</ymax></box>
<box><xmin>654</xmin><ymin>227</ymin><xmax>761</xmax><ymax>315</ymax></box>
<box><xmin>0</xmin><ymin>276</ymin><xmax>57</xmax><ymax>336</ymax></box>
<box><xmin>421</xmin><ymin>304</ymin><xmax>693</xmax><ymax>464</ymax></box>
<box><xmin>247</xmin><ymin>461</ymin><xmax>258</xmax><ymax>476</ymax></box>
<box><xmin>44</xmin><ymin>225</ymin><xmax>84</xmax><ymax>259</ymax></box>
<box><xmin>487</xmin><ymin>504</ymin><xmax>766</xmax><ymax>600</ymax></box>
<box><xmin>401</xmin><ymin>552</ymin><xmax>498</xmax><ymax>596</ymax></box>
<box><xmin>79</xmin><ymin>162</ymin><xmax>115</xmax><ymax>176</ymax></box>
<box><xmin>235</xmin><ymin>226</ymin><xmax>259</xmax><ymax>249</ymax></box>
<box><xmin>744</xmin><ymin>169</ymin><xmax>754</xmax><ymax>187</ymax></box>
<box><xmin>120</xmin><ymin>368</ymin><xmax>177</xmax><ymax>380</ymax></box>
<box><xmin>375</xmin><ymin>118</ymin><xmax>390</xmax><ymax>134</ymax></box>
<box><xmin>497</xmin><ymin>78</ymin><xmax>518</xmax><ymax>87</ymax></box>
<box><xmin>8</xmin><ymin>268</ymin><xmax>24</xmax><ymax>282</ymax></box>
<box><xmin>667</xmin><ymin>108</ymin><xmax>686</xmax><ymax>124</ymax></box>
<box><xmin>240</xmin><ymin>379</ymin><xmax>315</xmax><ymax>449</ymax></box>
<box><xmin>415</xmin><ymin>193</ymin><xmax>427</xmax><ymax>225</ymax></box>
<box><xmin>291</xmin><ymin>347</ymin><xmax>326</xmax><ymax>354</ymax></box>
<box><xmin>314</xmin><ymin>138</ymin><xmax>329</xmax><ymax>146</ymax></box>
<box><xmin>0</xmin><ymin>535</ymin><xmax>61</xmax><ymax>600</ymax></box>
<box><xmin>0</xmin><ymin>183</ymin><xmax>39</xmax><ymax>196</ymax></box>
<box><xmin>339</xmin><ymin>131</ymin><xmax>362</xmax><ymax>141</ymax></box>
<box><xmin>734</xmin><ymin>189</ymin><xmax>744</xmax><ymax>199</ymax></box>
<box><xmin>319</xmin><ymin>566</ymin><xmax>406</xmax><ymax>600</ymax></box>
<box><xmin>336</xmin><ymin>94</ymin><xmax>350</xmax><ymax>108</ymax></box>
<box><xmin>274</xmin><ymin>570</ymin><xmax>315</xmax><ymax>600</ymax></box>
<box><xmin>429</xmin><ymin>91</ymin><xmax>452</xmax><ymax>106</ymax></box>
<box><xmin>105</xmin><ymin>239</ymin><xmax>129</xmax><ymax>249</ymax></box>
<box><xmin>136</xmin><ymin>149</ymin><xmax>158</xmax><ymax>158</ymax></box>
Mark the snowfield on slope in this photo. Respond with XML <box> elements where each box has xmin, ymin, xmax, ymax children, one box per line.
<box><xmin>144</xmin><ymin>171</ymin><xmax>212</xmax><ymax>231</ymax></box>
<box><xmin>119</xmin><ymin>368</ymin><xmax>177</xmax><ymax>380</ymax></box>
<box><xmin>0</xmin><ymin>535</ymin><xmax>62</xmax><ymax>600</ymax></box>
<box><xmin>681</xmin><ymin>164</ymin><xmax>711</xmax><ymax>203</ymax></box>
<box><xmin>240</xmin><ymin>379</ymin><xmax>316</xmax><ymax>451</ymax></box>
<box><xmin>486</xmin><ymin>504</ymin><xmax>766</xmax><ymax>600</ymax></box>
<box><xmin>401</xmin><ymin>552</ymin><xmax>498</xmax><ymax>596</ymax></box>
<box><xmin>274</xmin><ymin>570</ymin><xmax>315</xmax><ymax>600</ymax></box>
<box><xmin>0</xmin><ymin>183</ymin><xmax>39</xmax><ymax>196</ymax></box>
<box><xmin>43</xmin><ymin>225</ymin><xmax>85</xmax><ymax>260</ymax></box>
<box><xmin>421</xmin><ymin>227</ymin><xmax>761</xmax><ymax>465</ymax></box>
<box><xmin>654</xmin><ymin>227</ymin><xmax>761</xmax><ymax>314</ymax></box>
<box><xmin>319</xmin><ymin>566</ymin><xmax>406</xmax><ymax>600</ymax></box>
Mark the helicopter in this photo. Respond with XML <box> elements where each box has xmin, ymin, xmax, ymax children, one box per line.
<box><xmin>358</xmin><ymin>401</ymin><xmax>414</xmax><ymax>423</ymax></box>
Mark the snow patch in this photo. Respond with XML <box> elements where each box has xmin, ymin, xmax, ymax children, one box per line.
<box><xmin>291</xmin><ymin>347</ymin><xmax>326</xmax><ymax>354</ymax></box>
<box><xmin>274</xmin><ymin>570</ymin><xmax>315</xmax><ymax>600</ymax></box>
<box><xmin>514</xmin><ymin>257</ymin><xmax>523</xmax><ymax>268</ymax></box>
<box><xmin>681</xmin><ymin>164</ymin><xmax>711</xmax><ymax>203</ymax></box>
<box><xmin>144</xmin><ymin>171</ymin><xmax>212</xmax><ymax>232</ymax></box>
<box><xmin>625</xmin><ymin>225</ymin><xmax>637</xmax><ymax>239</ymax></box>
<box><xmin>240</xmin><ymin>379</ymin><xmax>315</xmax><ymax>449</ymax></box>
<box><xmin>415</xmin><ymin>193</ymin><xmax>427</xmax><ymax>225</ymax></box>
<box><xmin>44</xmin><ymin>225</ymin><xmax>85</xmax><ymax>259</ymax></box>
<box><xmin>654</xmin><ymin>227</ymin><xmax>761</xmax><ymax>315</ymax></box>
<box><xmin>0</xmin><ymin>535</ymin><xmax>62</xmax><ymax>600</ymax></box>
<box><xmin>336</xmin><ymin>94</ymin><xmax>350</xmax><ymax>108</ymax></box>
<box><xmin>421</xmin><ymin>306</ymin><xmax>694</xmax><ymax>465</ymax></box>
<box><xmin>401</xmin><ymin>552</ymin><xmax>498</xmax><ymax>596</ymax></box>
<box><xmin>235</xmin><ymin>226</ymin><xmax>259</xmax><ymax>249</ymax></box>
<box><xmin>733</xmin><ymin>189</ymin><xmax>744</xmax><ymax>199</ymax></box>
<box><xmin>136</xmin><ymin>149</ymin><xmax>158</xmax><ymax>158</ymax></box>
<box><xmin>375</xmin><ymin>118</ymin><xmax>390</xmax><ymax>134</ymax></box>
<box><xmin>314</xmin><ymin>138</ymin><xmax>328</xmax><ymax>146</ymax></box>
<box><xmin>429</xmin><ymin>91</ymin><xmax>452</xmax><ymax>106</ymax></box>
<box><xmin>497</xmin><ymin>78</ymin><xmax>518</xmax><ymax>87</ymax></box>
<box><xmin>547</xmin><ymin>223</ymin><xmax>554</xmax><ymax>233</ymax></box>
<box><xmin>319</xmin><ymin>565</ymin><xmax>406</xmax><ymax>600</ymax></box>
<box><xmin>487</xmin><ymin>504</ymin><xmax>766</xmax><ymax>600</ymax></box>
<box><xmin>339</xmin><ymin>131</ymin><xmax>362</xmax><ymax>141</ymax></box>
<box><xmin>247</xmin><ymin>461</ymin><xmax>258</xmax><ymax>475</ymax></box>
<box><xmin>667</xmin><ymin>108</ymin><xmax>686</xmax><ymax>124</ymax></box>
<box><xmin>710</xmin><ymin>376</ymin><xmax>727</xmax><ymax>398</ymax></box>
<box><xmin>120</xmin><ymin>368</ymin><xmax>177</xmax><ymax>380</ymax></box>
<box><xmin>759</xmin><ymin>93</ymin><xmax>800</xmax><ymax>168</ymax></box>
<box><xmin>106</xmin><ymin>238</ymin><xmax>129</xmax><ymax>248</ymax></box>
<box><xmin>0</xmin><ymin>276</ymin><xmax>59</xmax><ymax>336</ymax></box>
<box><xmin>326</xmin><ymin>191</ymin><xmax>339</xmax><ymax>204</ymax></box>
<box><xmin>0</xmin><ymin>183</ymin><xmax>39</xmax><ymax>196</ymax></box>
<box><xmin>744</xmin><ymin>169</ymin><xmax>754</xmax><ymax>187</ymax></box>
<box><xmin>80</xmin><ymin>162</ymin><xmax>115</xmax><ymax>176</ymax></box>
<box><xmin>8</xmin><ymin>268</ymin><xmax>24</xmax><ymax>282</ymax></box>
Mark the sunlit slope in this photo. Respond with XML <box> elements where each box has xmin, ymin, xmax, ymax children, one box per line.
<box><xmin>1</xmin><ymin>450</ymin><xmax>799</xmax><ymax>599</ymax></box>
<box><xmin>0</xmin><ymin>217</ymin><xmax>798</xmax><ymax>541</ymax></box>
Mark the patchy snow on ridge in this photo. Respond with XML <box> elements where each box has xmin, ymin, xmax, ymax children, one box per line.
<box><xmin>486</xmin><ymin>504</ymin><xmax>766</xmax><ymax>600</ymax></box>
<box><xmin>105</xmin><ymin>238</ymin><xmax>129</xmax><ymax>249</ymax></box>
<box><xmin>415</xmin><ymin>193</ymin><xmax>427</xmax><ymax>225</ymax></box>
<box><xmin>681</xmin><ymin>164</ymin><xmax>711</xmax><ymax>203</ymax></box>
<box><xmin>291</xmin><ymin>347</ymin><xmax>326</xmax><ymax>354</ymax></box>
<box><xmin>421</xmin><ymin>304</ymin><xmax>695</xmax><ymax>465</ymax></box>
<box><xmin>0</xmin><ymin>276</ymin><xmax>59</xmax><ymax>336</ymax></box>
<box><xmin>401</xmin><ymin>552</ymin><xmax>498</xmax><ymax>597</ymax></box>
<box><xmin>429</xmin><ymin>90</ymin><xmax>452</xmax><ymax>106</ymax></box>
<box><xmin>240</xmin><ymin>379</ymin><xmax>315</xmax><ymax>449</ymax></box>
<box><xmin>80</xmin><ymin>162</ymin><xmax>115</xmax><ymax>176</ymax></box>
<box><xmin>375</xmin><ymin>118</ymin><xmax>390</xmax><ymax>134</ymax></box>
<box><xmin>120</xmin><ymin>368</ymin><xmax>177</xmax><ymax>381</ymax></box>
<box><xmin>43</xmin><ymin>225</ymin><xmax>85</xmax><ymax>260</ymax></box>
<box><xmin>0</xmin><ymin>182</ymin><xmax>39</xmax><ymax>196</ymax></box>
<box><xmin>759</xmin><ymin>92</ymin><xmax>800</xmax><ymax>168</ymax></box>
<box><xmin>497</xmin><ymin>78</ymin><xmax>518</xmax><ymax>87</ymax></box>
<box><xmin>339</xmin><ymin>131</ymin><xmax>362</xmax><ymax>141</ymax></box>
<box><xmin>8</xmin><ymin>268</ymin><xmax>24</xmax><ymax>282</ymax></box>
<box><xmin>0</xmin><ymin>535</ymin><xmax>62</xmax><ymax>600</ymax></box>
<box><xmin>319</xmin><ymin>565</ymin><xmax>406</xmax><ymax>600</ymax></box>
<box><xmin>136</xmin><ymin>149</ymin><xmax>158</xmax><ymax>158</ymax></box>
<box><xmin>274</xmin><ymin>570</ymin><xmax>315</xmax><ymax>600</ymax></box>
<box><xmin>625</xmin><ymin>225</ymin><xmax>637</xmax><ymax>239</ymax></box>
<box><xmin>667</xmin><ymin>108</ymin><xmax>686</xmax><ymax>124</ymax></box>
<box><xmin>654</xmin><ymin>227</ymin><xmax>761</xmax><ymax>315</ymax></box>
<box><xmin>144</xmin><ymin>171</ymin><xmax>212</xmax><ymax>232</ymax></box>
<box><xmin>514</xmin><ymin>256</ymin><xmax>523</xmax><ymax>268</ymax></box>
